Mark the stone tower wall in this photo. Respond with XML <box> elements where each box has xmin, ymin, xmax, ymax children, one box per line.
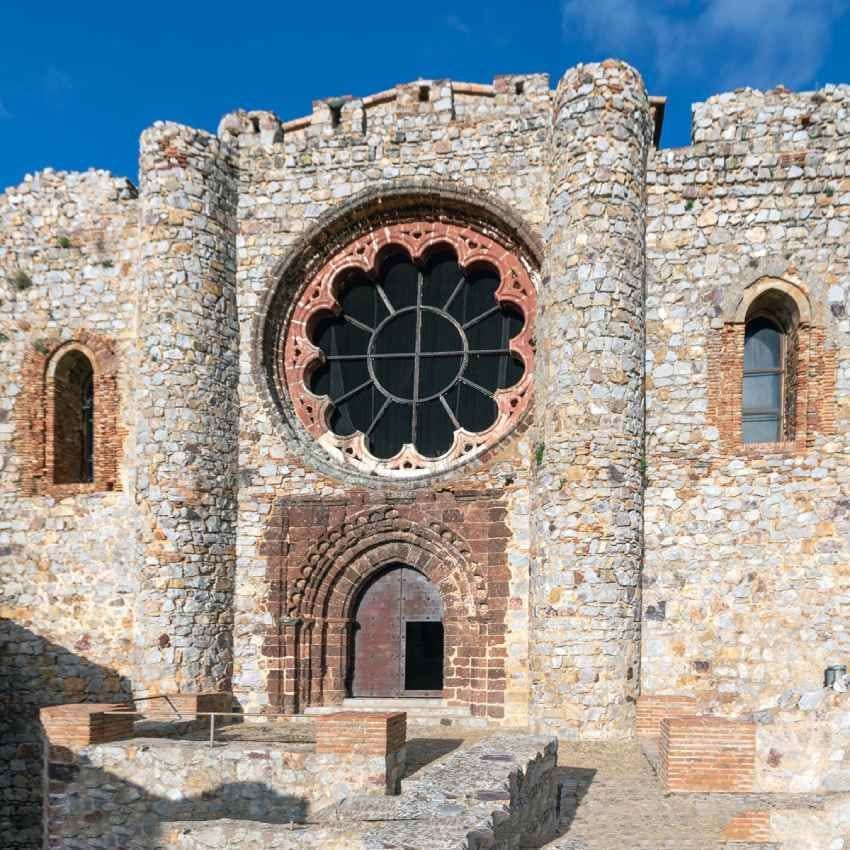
<box><xmin>530</xmin><ymin>61</ymin><xmax>651</xmax><ymax>739</ymax></box>
<box><xmin>134</xmin><ymin>124</ymin><xmax>240</xmax><ymax>694</ymax></box>
<box><xmin>0</xmin><ymin>170</ymin><xmax>139</xmax><ymax>849</ymax></box>
<box><xmin>225</xmin><ymin>75</ymin><xmax>553</xmax><ymax>724</ymax></box>
<box><xmin>643</xmin><ymin>84</ymin><xmax>850</xmax><ymax>714</ymax></box>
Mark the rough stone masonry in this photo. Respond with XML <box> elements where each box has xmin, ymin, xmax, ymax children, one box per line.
<box><xmin>1</xmin><ymin>58</ymin><xmax>849</xmax><ymax>849</ymax></box>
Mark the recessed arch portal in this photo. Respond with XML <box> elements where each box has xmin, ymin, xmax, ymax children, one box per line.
<box><xmin>267</xmin><ymin>501</ymin><xmax>511</xmax><ymax>719</ymax></box>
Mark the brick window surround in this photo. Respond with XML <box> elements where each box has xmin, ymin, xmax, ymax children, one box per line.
<box><xmin>281</xmin><ymin>220</ymin><xmax>536</xmax><ymax>478</ymax></box>
<box><xmin>708</xmin><ymin>277</ymin><xmax>836</xmax><ymax>455</ymax></box>
<box><xmin>15</xmin><ymin>333</ymin><xmax>122</xmax><ymax>496</ymax></box>
<box><xmin>262</xmin><ymin>491</ymin><xmax>511</xmax><ymax>719</ymax></box>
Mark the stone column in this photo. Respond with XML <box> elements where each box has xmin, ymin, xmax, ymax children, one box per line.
<box><xmin>530</xmin><ymin>61</ymin><xmax>651</xmax><ymax>738</ymax></box>
<box><xmin>134</xmin><ymin>122</ymin><xmax>239</xmax><ymax>694</ymax></box>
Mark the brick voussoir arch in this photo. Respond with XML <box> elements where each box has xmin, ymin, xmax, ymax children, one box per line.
<box><xmin>291</xmin><ymin>508</ymin><xmax>486</xmax><ymax>620</ymax></box>
<box><xmin>15</xmin><ymin>330</ymin><xmax>123</xmax><ymax>496</ymax></box>
<box><xmin>281</xmin><ymin>507</ymin><xmax>490</xmax><ymax>712</ymax></box>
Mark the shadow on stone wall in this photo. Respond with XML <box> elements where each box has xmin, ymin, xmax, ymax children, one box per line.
<box><xmin>47</xmin><ymin>755</ymin><xmax>309</xmax><ymax>849</ymax></box>
<box><xmin>0</xmin><ymin>620</ymin><xmax>132</xmax><ymax>850</ymax></box>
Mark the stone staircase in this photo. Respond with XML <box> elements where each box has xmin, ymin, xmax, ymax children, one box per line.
<box><xmin>304</xmin><ymin>697</ymin><xmax>482</xmax><ymax>726</ymax></box>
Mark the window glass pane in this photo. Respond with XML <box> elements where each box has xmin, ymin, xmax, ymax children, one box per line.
<box><xmin>340</xmin><ymin>275</ymin><xmax>388</xmax><ymax>328</ymax></box>
<box><xmin>380</xmin><ymin>254</ymin><xmax>419</xmax><ymax>310</ymax></box>
<box><xmin>744</xmin><ymin>319</ymin><xmax>782</xmax><ymax>370</ymax></box>
<box><xmin>370</xmin><ymin>401</ymin><xmax>412</xmax><ymax>458</ymax></box>
<box><xmin>447</xmin><ymin>266</ymin><xmax>499</xmax><ymax>325</ymax></box>
<box><xmin>742</xmin><ymin>416</ymin><xmax>781</xmax><ymax>444</ymax></box>
<box><xmin>742</xmin><ymin>373</ymin><xmax>781</xmax><ymax>414</ymax></box>
<box><xmin>307</xmin><ymin>247</ymin><xmax>526</xmax><ymax>459</ymax></box>
<box><xmin>414</xmin><ymin>398</ymin><xmax>455</xmax><ymax>457</ymax></box>
<box><xmin>422</xmin><ymin>252</ymin><xmax>462</xmax><ymax>308</ymax></box>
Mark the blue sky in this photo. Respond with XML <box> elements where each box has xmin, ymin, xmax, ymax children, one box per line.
<box><xmin>1</xmin><ymin>0</ymin><xmax>849</xmax><ymax>191</ymax></box>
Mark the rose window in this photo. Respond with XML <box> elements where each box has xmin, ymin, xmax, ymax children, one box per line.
<box><xmin>283</xmin><ymin>222</ymin><xmax>535</xmax><ymax>476</ymax></box>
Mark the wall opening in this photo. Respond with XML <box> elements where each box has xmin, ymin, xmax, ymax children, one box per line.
<box><xmin>350</xmin><ymin>563</ymin><xmax>444</xmax><ymax>698</ymax></box>
<box><xmin>51</xmin><ymin>349</ymin><xmax>94</xmax><ymax>483</ymax></box>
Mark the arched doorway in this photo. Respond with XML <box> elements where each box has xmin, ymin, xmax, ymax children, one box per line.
<box><xmin>350</xmin><ymin>563</ymin><xmax>444</xmax><ymax>697</ymax></box>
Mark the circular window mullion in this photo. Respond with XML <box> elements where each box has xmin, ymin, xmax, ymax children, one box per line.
<box><xmin>283</xmin><ymin>222</ymin><xmax>536</xmax><ymax>476</ymax></box>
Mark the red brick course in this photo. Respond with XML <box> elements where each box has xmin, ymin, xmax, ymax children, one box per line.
<box><xmin>721</xmin><ymin>810</ymin><xmax>771</xmax><ymax>842</ymax></box>
<box><xmin>315</xmin><ymin>711</ymin><xmax>407</xmax><ymax>756</ymax></box>
<box><xmin>660</xmin><ymin>716</ymin><xmax>756</xmax><ymax>793</ymax></box>
<box><xmin>707</xmin><ymin>320</ymin><xmax>836</xmax><ymax>456</ymax></box>
<box><xmin>15</xmin><ymin>331</ymin><xmax>123</xmax><ymax>496</ymax></box>
<box><xmin>40</xmin><ymin>703</ymin><xmax>136</xmax><ymax>748</ymax></box>
<box><xmin>635</xmin><ymin>694</ymin><xmax>699</xmax><ymax>737</ymax></box>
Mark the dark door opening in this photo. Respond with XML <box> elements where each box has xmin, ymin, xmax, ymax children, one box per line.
<box><xmin>404</xmin><ymin>621</ymin><xmax>444</xmax><ymax>691</ymax></box>
<box><xmin>350</xmin><ymin>563</ymin><xmax>444</xmax><ymax>698</ymax></box>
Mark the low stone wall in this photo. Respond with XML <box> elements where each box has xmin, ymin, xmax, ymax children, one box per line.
<box><xmin>755</xmin><ymin>688</ymin><xmax>850</xmax><ymax>794</ymax></box>
<box><xmin>41</xmin><ymin>703</ymin><xmax>406</xmax><ymax>849</ymax></box>
<box><xmin>161</xmin><ymin>734</ymin><xmax>560</xmax><ymax>850</ymax></box>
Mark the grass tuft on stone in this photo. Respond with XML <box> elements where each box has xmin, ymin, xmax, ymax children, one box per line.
<box><xmin>9</xmin><ymin>269</ymin><xmax>32</xmax><ymax>291</ymax></box>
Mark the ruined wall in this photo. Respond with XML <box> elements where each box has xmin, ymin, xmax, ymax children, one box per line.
<box><xmin>642</xmin><ymin>84</ymin><xmax>850</xmax><ymax>714</ymax></box>
<box><xmin>225</xmin><ymin>75</ymin><xmax>553</xmax><ymax>725</ymax></box>
<box><xmin>0</xmin><ymin>170</ymin><xmax>139</xmax><ymax>848</ymax></box>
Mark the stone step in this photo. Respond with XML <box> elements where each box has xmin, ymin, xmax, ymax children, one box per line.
<box><xmin>304</xmin><ymin>697</ymin><xmax>475</xmax><ymax>722</ymax></box>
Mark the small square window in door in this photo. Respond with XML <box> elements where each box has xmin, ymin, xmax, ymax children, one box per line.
<box><xmin>404</xmin><ymin>621</ymin><xmax>444</xmax><ymax>691</ymax></box>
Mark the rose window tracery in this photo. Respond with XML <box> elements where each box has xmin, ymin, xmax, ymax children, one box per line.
<box><xmin>283</xmin><ymin>222</ymin><xmax>535</xmax><ymax>476</ymax></box>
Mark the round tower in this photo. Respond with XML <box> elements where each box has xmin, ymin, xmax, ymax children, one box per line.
<box><xmin>133</xmin><ymin>123</ymin><xmax>239</xmax><ymax>694</ymax></box>
<box><xmin>530</xmin><ymin>61</ymin><xmax>652</xmax><ymax>738</ymax></box>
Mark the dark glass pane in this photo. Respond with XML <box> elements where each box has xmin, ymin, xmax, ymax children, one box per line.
<box><xmin>340</xmin><ymin>383</ymin><xmax>383</xmax><ymax>435</ymax></box>
<box><xmin>419</xmin><ymin>354</ymin><xmax>463</xmax><ymax>399</ymax></box>
<box><xmin>312</xmin><ymin>315</ymin><xmax>370</xmax><ymax>358</ymax></box>
<box><xmin>445</xmin><ymin>383</ymin><xmax>498</xmax><ymax>433</ymax></box>
<box><xmin>465</xmin><ymin>353</ymin><xmax>524</xmax><ymax>393</ymax></box>
<box><xmin>339</xmin><ymin>274</ymin><xmax>388</xmax><ymax>329</ymax></box>
<box><xmin>380</xmin><ymin>254</ymin><xmax>419</xmax><ymax>310</ymax></box>
<box><xmin>742</xmin><ymin>373</ymin><xmax>781</xmax><ymax>413</ymax></box>
<box><xmin>414</xmin><ymin>398</ymin><xmax>455</xmax><ymax>457</ymax></box>
<box><xmin>422</xmin><ymin>252</ymin><xmax>463</xmax><ymax>308</ymax></box>
<box><xmin>465</xmin><ymin>304</ymin><xmax>522</xmax><ymax>350</ymax></box>
<box><xmin>370</xmin><ymin>401</ymin><xmax>412</xmax><ymax>458</ymax></box>
<box><xmin>418</xmin><ymin>308</ymin><xmax>463</xmax><ymax>355</ymax></box>
<box><xmin>743</xmin><ymin>415</ymin><xmax>781</xmax><ymax>444</ymax></box>
<box><xmin>744</xmin><ymin>319</ymin><xmax>783</xmax><ymax>370</ymax></box>
<box><xmin>447</xmin><ymin>265</ymin><xmax>499</xmax><ymax>325</ymax></box>
<box><xmin>373</xmin><ymin>356</ymin><xmax>415</xmax><ymax>400</ymax></box>
<box><xmin>372</xmin><ymin>310</ymin><xmax>417</xmax><ymax>356</ymax></box>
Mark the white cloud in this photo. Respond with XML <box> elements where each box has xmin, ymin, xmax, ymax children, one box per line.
<box><xmin>562</xmin><ymin>0</ymin><xmax>848</xmax><ymax>89</ymax></box>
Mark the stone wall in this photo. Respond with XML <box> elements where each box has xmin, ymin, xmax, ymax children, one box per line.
<box><xmin>134</xmin><ymin>123</ymin><xmax>240</xmax><ymax>696</ymax></box>
<box><xmin>43</xmin><ymin>738</ymin><xmax>397</xmax><ymax>849</ymax></box>
<box><xmin>0</xmin><ymin>170</ymin><xmax>139</xmax><ymax>850</ymax></box>
<box><xmin>531</xmin><ymin>60</ymin><xmax>651</xmax><ymax>739</ymax></box>
<box><xmin>227</xmin><ymin>75</ymin><xmax>553</xmax><ymax>726</ymax></box>
<box><xmin>642</xmin><ymin>83</ymin><xmax>850</xmax><ymax>716</ymax></box>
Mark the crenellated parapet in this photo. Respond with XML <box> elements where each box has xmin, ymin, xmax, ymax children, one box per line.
<box><xmin>216</xmin><ymin>74</ymin><xmax>553</xmax><ymax>150</ymax></box>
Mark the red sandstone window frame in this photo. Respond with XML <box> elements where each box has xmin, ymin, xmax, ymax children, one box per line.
<box><xmin>708</xmin><ymin>278</ymin><xmax>836</xmax><ymax>455</ymax></box>
<box><xmin>282</xmin><ymin>221</ymin><xmax>536</xmax><ymax>477</ymax></box>
<box><xmin>15</xmin><ymin>333</ymin><xmax>123</xmax><ymax>496</ymax></box>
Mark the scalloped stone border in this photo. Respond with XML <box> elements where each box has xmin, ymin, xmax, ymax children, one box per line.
<box><xmin>282</xmin><ymin>221</ymin><xmax>536</xmax><ymax>478</ymax></box>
